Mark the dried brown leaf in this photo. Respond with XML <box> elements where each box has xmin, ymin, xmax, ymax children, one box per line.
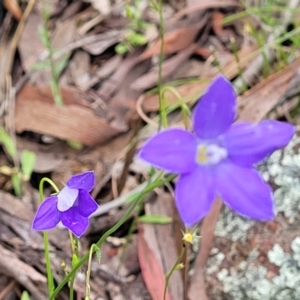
<box><xmin>138</xmin><ymin>20</ymin><xmax>206</xmax><ymax>61</ymax></box>
<box><xmin>140</xmin><ymin>193</ymin><xmax>184</xmax><ymax>300</ymax></box>
<box><xmin>15</xmin><ymin>84</ymin><xmax>121</xmax><ymax>146</ymax></box>
<box><xmin>138</xmin><ymin>222</ymin><xmax>172</xmax><ymax>300</ymax></box>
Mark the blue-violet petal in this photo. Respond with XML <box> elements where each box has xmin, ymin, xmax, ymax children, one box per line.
<box><xmin>78</xmin><ymin>189</ymin><xmax>98</xmax><ymax>217</ymax></box>
<box><xmin>223</xmin><ymin>120</ymin><xmax>295</xmax><ymax>167</ymax></box>
<box><xmin>138</xmin><ymin>128</ymin><xmax>197</xmax><ymax>174</ymax></box>
<box><xmin>175</xmin><ymin>167</ymin><xmax>216</xmax><ymax>226</ymax></box>
<box><xmin>193</xmin><ymin>75</ymin><xmax>236</xmax><ymax>139</ymax></box>
<box><xmin>61</xmin><ymin>206</ymin><xmax>89</xmax><ymax>238</ymax></box>
<box><xmin>32</xmin><ymin>196</ymin><xmax>60</xmax><ymax>231</ymax></box>
<box><xmin>66</xmin><ymin>171</ymin><xmax>95</xmax><ymax>192</ymax></box>
<box><xmin>215</xmin><ymin>162</ymin><xmax>274</xmax><ymax>220</ymax></box>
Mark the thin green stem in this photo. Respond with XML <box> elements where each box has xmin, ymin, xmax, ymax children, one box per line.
<box><xmin>163</xmin><ymin>245</ymin><xmax>186</xmax><ymax>300</ymax></box>
<box><xmin>160</xmin><ymin>86</ymin><xmax>191</xmax><ymax>130</ymax></box>
<box><xmin>85</xmin><ymin>244</ymin><xmax>99</xmax><ymax>299</ymax></box>
<box><xmin>41</xmin><ymin>1</ymin><xmax>64</xmax><ymax>106</ymax></box>
<box><xmin>69</xmin><ymin>276</ymin><xmax>74</xmax><ymax>300</ymax></box>
<box><xmin>157</xmin><ymin>0</ymin><xmax>167</xmax><ymax>129</ymax></box>
<box><xmin>39</xmin><ymin>177</ymin><xmax>60</xmax><ymax>297</ymax></box>
<box><xmin>49</xmin><ymin>173</ymin><xmax>175</xmax><ymax>299</ymax></box>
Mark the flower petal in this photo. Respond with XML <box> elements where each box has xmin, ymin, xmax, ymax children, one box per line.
<box><xmin>215</xmin><ymin>162</ymin><xmax>274</xmax><ymax>220</ymax></box>
<box><xmin>138</xmin><ymin>128</ymin><xmax>197</xmax><ymax>174</ymax></box>
<box><xmin>66</xmin><ymin>171</ymin><xmax>95</xmax><ymax>191</ymax></box>
<box><xmin>32</xmin><ymin>196</ymin><xmax>60</xmax><ymax>231</ymax></box>
<box><xmin>61</xmin><ymin>207</ymin><xmax>89</xmax><ymax>238</ymax></box>
<box><xmin>223</xmin><ymin>121</ymin><xmax>295</xmax><ymax>167</ymax></box>
<box><xmin>175</xmin><ymin>167</ymin><xmax>216</xmax><ymax>226</ymax></box>
<box><xmin>193</xmin><ymin>75</ymin><xmax>236</xmax><ymax>139</ymax></box>
<box><xmin>57</xmin><ymin>186</ymin><xmax>79</xmax><ymax>212</ymax></box>
<box><xmin>78</xmin><ymin>189</ymin><xmax>98</xmax><ymax>217</ymax></box>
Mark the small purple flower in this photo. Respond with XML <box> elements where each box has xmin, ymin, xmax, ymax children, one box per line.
<box><xmin>32</xmin><ymin>171</ymin><xmax>98</xmax><ymax>237</ymax></box>
<box><xmin>138</xmin><ymin>75</ymin><xmax>295</xmax><ymax>227</ymax></box>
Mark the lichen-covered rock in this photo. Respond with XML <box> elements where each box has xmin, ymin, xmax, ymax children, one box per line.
<box><xmin>206</xmin><ymin>133</ymin><xmax>300</xmax><ymax>299</ymax></box>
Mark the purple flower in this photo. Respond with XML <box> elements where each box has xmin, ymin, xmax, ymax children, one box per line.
<box><xmin>138</xmin><ymin>75</ymin><xmax>295</xmax><ymax>227</ymax></box>
<box><xmin>32</xmin><ymin>171</ymin><xmax>98</xmax><ymax>237</ymax></box>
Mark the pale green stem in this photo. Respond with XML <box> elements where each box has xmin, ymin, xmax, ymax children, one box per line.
<box><xmin>160</xmin><ymin>86</ymin><xmax>191</xmax><ymax>130</ymax></box>
<box><xmin>157</xmin><ymin>0</ymin><xmax>168</xmax><ymax>129</ymax></box>
<box><xmin>49</xmin><ymin>173</ymin><xmax>175</xmax><ymax>299</ymax></box>
<box><xmin>163</xmin><ymin>245</ymin><xmax>186</xmax><ymax>300</ymax></box>
<box><xmin>39</xmin><ymin>177</ymin><xmax>60</xmax><ymax>297</ymax></box>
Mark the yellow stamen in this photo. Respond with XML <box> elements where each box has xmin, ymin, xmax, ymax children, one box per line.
<box><xmin>197</xmin><ymin>145</ymin><xmax>208</xmax><ymax>163</ymax></box>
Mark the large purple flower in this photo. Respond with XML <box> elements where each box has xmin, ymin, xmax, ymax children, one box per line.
<box><xmin>32</xmin><ymin>171</ymin><xmax>98</xmax><ymax>237</ymax></box>
<box><xmin>138</xmin><ymin>75</ymin><xmax>295</xmax><ymax>226</ymax></box>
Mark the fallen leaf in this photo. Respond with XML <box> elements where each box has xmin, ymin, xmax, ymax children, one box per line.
<box><xmin>138</xmin><ymin>19</ymin><xmax>207</xmax><ymax>61</ymax></box>
<box><xmin>15</xmin><ymin>84</ymin><xmax>121</xmax><ymax>146</ymax></box>
<box><xmin>132</xmin><ymin>44</ymin><xmax>197</xmax><ymax>91</ymax></box>
<box><xmin>238</xmin><ymin>57</ymin><xmax>300</xmax><ymax>122</ymax></box>
<box><xmin>18</xmin><ymin>12</ymin><xmax>44</xmax><ymax>72</ymax></box>
<box><xmin>170</xmin><ymin>0</ymin><xmax>242</xmax><ymax>23</ymax></box>
<box><xmin>141</xmin><ymin>44</ymin><xmax>258</xmax><ymax>112</ymax></box>
<box><xmin>140</xmin><ymin>193</ymin><xmax>184</xmax><ymax>300</ymax></box>
<box><xmin>138</xmin><ymin>222</ymin><xmax>172</xmax><ymax>300</ymax></box>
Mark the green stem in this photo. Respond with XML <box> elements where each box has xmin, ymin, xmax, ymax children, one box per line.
<box><xmin>42</xmin><ymin>1</ymin><xmax>64</xmax><ymax>106</ymax></box>
<box><xmin>160</xmin><ymin>86</ymin><xmax>191</xmax><ymax>130</ymax></box>
<box><xmin>157</xmin><ymin>0</ymin><xmax>167</xmax><ymax>129</ymax></box>
<box><xmin>39</xmin><ymin>177</ymin><xmax>60</xmax><ymax>297</ymax></box>
<box><xmin>85</xmin><ymin>244</ymin><xmax>99</xmax><ymax>299</ymax></box>
<box><xmin>49</xmin><ymin>173</ymin><xmax>175</xmax><ymax>299</ymax></box>
<box><xmin>163</xmin><ymin>245</ymin><xmax>186</xmax><ymax>300</ymax></box>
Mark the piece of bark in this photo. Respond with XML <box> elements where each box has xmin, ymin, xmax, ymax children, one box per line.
<box><xmin>0</xmin><ymin>190</ymin><xmax>33</xmax><ymax>222</ymax></box>
<box><xmin>0</xmin><ymin>244</ymin><xmax>47</xmax><ymax>300</ymax></box>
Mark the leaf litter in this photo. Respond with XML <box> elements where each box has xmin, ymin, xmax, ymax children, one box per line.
<box><xmin>0</xmin><ymin>0</ymin><xmax>300</xmax><ymax>299</ymax></box>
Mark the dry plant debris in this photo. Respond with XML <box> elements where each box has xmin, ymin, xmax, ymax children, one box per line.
<box><xmin>0</xmin><ymin>0</ymin><xmax>300</xmax><ymax>299</ymax></box>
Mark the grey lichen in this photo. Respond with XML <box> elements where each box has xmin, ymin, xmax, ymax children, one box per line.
<box><xmin>214</xmin><ymin>206</ymin><xmax>254</xmax><ymax>242</ymax></box>
<box><xmin>213</xmin><ymin>133</ymin><xmax>300</xmax><ymax>299</ymax></box>
<box><xmin>260</xmin><ymin>133</ymin><xmax>300</xmax><ymax>222</ymax></box>
<box><xmin>214</xmin><ymin>133</ymin><xmax>300</xmax><ymax>241</ymax></box>
<box><xmin>216</xmin><ymin>237</ymin><xmax>300</xmax><ymax>300</ymax></box>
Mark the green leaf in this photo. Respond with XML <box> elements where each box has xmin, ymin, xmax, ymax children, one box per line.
<box><xmin>38</xmin><ymin>26</ymin><xmax>49</xmax><ymax>47</ymax></box>
<box><xmin>115</xmin><ymin>43</ymin><xmax>129</xmax><ymax>54</ymax></box>
<box><xmin>21</xmin><ymin>291</ymin><xmax>31</xmax><ymax>300</ymax></box>
<box><xmin>54</xmin><ymin>55</ymin><xmax>69</xmax><ymax>77</ymax></box>
<box><xmin>21</xmin><ymin>150</ymin><xmax>36</xmax><ymax>180</ymax></box>
<box><xmin>0</xmin><ymin>127</ymin><xmax>17</xmax><ymax>159</ymax></box>
<box><xmin>31</xmin><ymin>60</ymin><xmax>50</xmax><ymax>70</ymax></box>
<box><xmin>66</xmin><ymin>140</ymin><xmax>83</xmax><ymax>150</ymax></box>
<box><xmin>128</xmin><ymin>32</ymin><xmax>147</xmax><ymax>46</ymax></box>
<box><xmin>139</xmin><ymin>214</ymin><xmax>172</xmax><ymax>224</ymax></box>
<box><xmin>95</xmin><ymin>247</ymin><xmax>102</xmax><ymax>263</ymax></box>
<box><xmin>12</xmin><ymin>173</ymin><xmax>22</xmax><ymax>196</ymax></box>
<box><xmin>125</xmin><ymin>4</ymin><xmax>133</xmax><ymax>18</ymax></box>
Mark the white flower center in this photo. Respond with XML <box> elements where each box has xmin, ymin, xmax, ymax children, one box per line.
<box><xmin>57</xmin><ymin>186</ymin><xmax>79</xmax><ymax>212</ymax></box>
<box><xmin>196</xmin><ymin>144</ymin><xmax>227</xmax><ymax>165</ymax></box>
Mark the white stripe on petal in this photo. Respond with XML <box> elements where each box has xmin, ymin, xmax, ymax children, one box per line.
<box><xmin>57</xmin><ymin>186</ymin><xmax>79</xmax><ymax>212</ymax></box>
